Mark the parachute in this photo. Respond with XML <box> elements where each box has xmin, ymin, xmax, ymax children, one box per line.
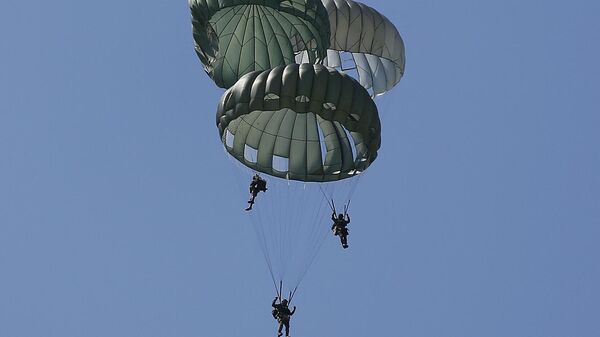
<box><xmin>217</xmin><ymin>63</ymin><xmax>381</xmax><ymax>182</ymax></box>
<box><xmin>314</xmin><ymin>0</ymin><xmax>405</xmax><ymax>96</ymax></box>
<box><xmin>190</xmin><ymin>0</ymin><xmax>331</xmax><ymax>88</ymax></box>
<box><xmin>226</xmin><ymin>167</ymin><xmax>360</xmax><ymax>297</ymax></box>
<box><xmin>188</xmin><ymin>0</ymin><xmax>404</xmax><ymax>300</ymax></box>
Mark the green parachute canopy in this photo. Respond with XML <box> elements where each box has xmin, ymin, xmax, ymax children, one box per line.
<box><xmin>217</xmin><ymin>63</ymin><xmax>381</xmax><ymax>182</ymax></box>
<box><xmin>190</xmin><ymin>0</ymin><xmax>331</xmax><ymax>89</ymax></box>
<box><xmin>316</xmin><ymin>0</ymin><xmax>405</xmax><ymax>96</ymax></box>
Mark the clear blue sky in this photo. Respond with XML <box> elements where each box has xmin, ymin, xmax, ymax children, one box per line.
<box><xmin>1</xmin><ymin>1</ymin><xmax>599</xmax><ymax>336</ymax></box>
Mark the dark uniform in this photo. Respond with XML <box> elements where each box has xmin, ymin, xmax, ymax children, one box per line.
<box><xmin>331</xmin><ymin>212</ymin><xmax>350</xmax><ymax>249</ymax></box>
<box><xmin>272</xmin><ymin>297</ymin><xmax>296</xmax><ymax>337</ymax></box>
<box><xmin>246</xmin><ymin>174</ymin><xmax>267</xmax><ymax>211</ymax></box>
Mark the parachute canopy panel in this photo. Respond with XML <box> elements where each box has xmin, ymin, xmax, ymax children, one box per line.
<box><xmin>216</xmin><ymin>63</ymin><xmax>381</xmax><ymax>182</ymax></box>
<box><xmin>190</xmin><ymin>0</ymin><xmax>331</xmax><ymax>89</ymax></box>
<box><xmin>316</xmin><ymin>0</ymin><xmax>405</xmax><ymax>96</ymax></box>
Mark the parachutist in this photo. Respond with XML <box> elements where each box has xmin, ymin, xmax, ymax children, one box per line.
<box><xmin>272</xmin><ymin>297</ymin><xmax>296</xmax><ymax>337</ymax></box>
<box><xmin>331</xmin><ymin>212</ymin><xmax>350</xmax><ymax>249</ymax></box>
<box><xmin>246</xmin><ymin>174</ymin><xmax>267</xmax><ymax>211</ymax></box>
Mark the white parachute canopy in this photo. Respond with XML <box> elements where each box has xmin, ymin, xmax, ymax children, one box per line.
<box><xmin>296</xmin><ymin>0</ymin><xmax>406</xmax><ymax>97</ymax></box>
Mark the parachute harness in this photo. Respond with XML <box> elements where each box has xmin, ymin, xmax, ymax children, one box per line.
<box><xmin>318</xmin><ymin>175</ymin><xmax>361</xmax><ymax>216</ymax></box>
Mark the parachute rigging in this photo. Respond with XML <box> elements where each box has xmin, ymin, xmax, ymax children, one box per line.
<box><xmin>216</xmin><ymin>63</ymin><xmax>381</xmax><ymax>182</ymax></box>
<box><xmin>188</xmin><ymin>0</ymin><xmax>406</xmax><ymax>305</ymax></box>
<box><xmin>226</xmin><ymin>152</ymin><xmax>361</xmax><ymax>297</ymax></box>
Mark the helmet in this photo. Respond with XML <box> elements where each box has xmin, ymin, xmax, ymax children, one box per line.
<box><xmin>338</xmin><ymin>214</ymin><xmax>344</xmax><ymax>219</ymax></box>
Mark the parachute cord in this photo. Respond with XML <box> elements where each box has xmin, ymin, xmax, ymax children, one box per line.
<box><xmin>292</xmin><ymin>183</ymin><xmax>308</xmax><ymax>279</ymax></box>
<box><xmin>281</xmin><ymin>180</ymin><xmax>290</xmax><ymax>279</ymax></box>
<box><xmin>279</xmin><ymin>182</ymin><xmax>290</xmax><ymax>280</ymax></box>
<box><xmin>288</xmin><ymin>284</ymin><xmax>300</xmax><ymax>305</ymax></box>
<box><xmin>289</xmin><ymin>222</ymin><xmax>328</xmax><ymax>299</ymax></box>
<box><xmin>222</xmin><ymin>150</ymin><xmax>279</xmax><ymax>294</ymax></box>
<box><xmin>347</xmin><ymin>175</ymin><xmax>361</xmax><ymax>201</ymax></box>
<box><xmin>343</xmin><ymin>174</ymin><xmax>362</xmax><ymax>215</ymax></box>
<box><xmin>267</xmin><ymin>172</ymin><xmax>287</xmax><ymax>281</ymax></box>
<box><xmin>289</xmin><ymin>182</ymin><xmax>331</xmax><ymax>295</ymax></box>
<box><xmin>280</xmin><ymin>180</ymin><xmax>292</xmax><ymax>280</ymax></box>
<box><xmin>298</xmin><ymin>199</ymin><xmax>329</xmax><ymax>284</ymax></box>
<box><xmin>244</xmin><ymin>178</ymin><xmax>278</xmax><ymax>291</ymax></box>
<box><xmin>318</xmin><ymin>184</ymin><xmax>335</xmax><ymax>213</ymax></box>
<box><xmin>264</xmin><ymin>181</ymin><xmax>283</xmax><ymax>283</ymax></box>
<box><xmin>252</xmin><ymin>201</ymin><xmax>279</xmax><ymax>293</ymax></box>
<box><xmin>281</xmin><ymin>181</ymin><xmax>308</xmax><ymax>282</ymax></box>
<box><xmin>271</xmin><ymin>179</ymin><xmax>284</xmax><ymax>281</ymax></box>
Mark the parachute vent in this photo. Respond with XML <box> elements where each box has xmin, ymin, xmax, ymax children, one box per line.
<box><xmin>323</xmin><ymin>102</ymin><xmax>337</xmax><ymax>110</ymax></box>
<box><xmin>225</xmin><ymin>130</ymin><xmax>235</xmax><ymax>148</ymax></box>
<box><xmin>265</xmin><ymin>93</ymin><xmax>280</xmax><ymax>101</ymax></box>
<box><xmin>295</xmin><ymin>50</ymin><xmax>309</xmax><ymax>64</ymax></box>
<box><xmin>244</xmin><ymin>145</ymin><xmax>258</xmax><ymax>163</ymax></box>
<box><xmin>295</xmin><ymin>95</ymin><xmax>310</xmax><ymax>103</ymax></box>
<box><xmin>272</xmin><ymin>155</ymin><xmax>289</xmax><ymax>172</ymax></box>
<box><xmin>340</xmin><ymin>52</ymin><xmax>356</xmax><ymax>71</ymax></box>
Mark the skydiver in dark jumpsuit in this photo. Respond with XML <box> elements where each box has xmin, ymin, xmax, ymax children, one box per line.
<box><xmin>272</xmin><ymin>297</ymin><xmax>296</xmax><ymax>337</ymax></box>
<box><xmin>246</xmin><ymin>174</ymin><xmax>267</xmax><ymax>211</ymax></box>
<box><xmin>331</xmin><ymin>212</ymin><xmax>350</xmax><ymax>249</ymax></box>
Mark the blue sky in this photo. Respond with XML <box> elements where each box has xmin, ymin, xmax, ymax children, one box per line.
<box><xmin>1</xmin><ymin>1</ymin><xmax>599</xmax><ymax>336</ymax></box>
